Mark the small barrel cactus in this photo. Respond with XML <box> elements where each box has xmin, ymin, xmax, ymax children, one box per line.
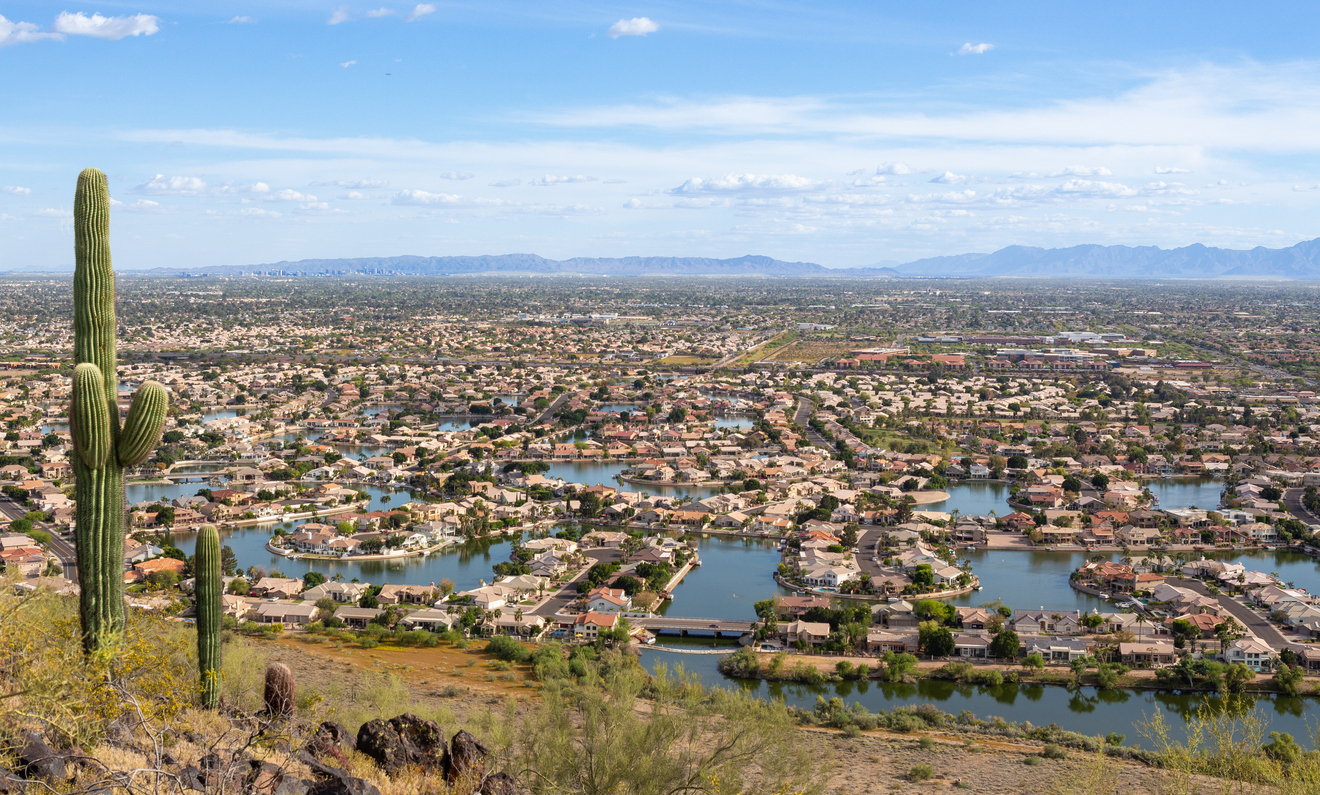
<box><xmin>195</xmin><ymin>524</ymin><xmax>223</xmax><ymax>708</ymax></box>
<box><xmin>264</xmin><ymin>662</ymin><xmax>296</xmax><ymax>718</ymax></box>
<box><xmin>70</xmin><ymin>168</ymin><xmax>170</xmax><ymax>653</ymax></box>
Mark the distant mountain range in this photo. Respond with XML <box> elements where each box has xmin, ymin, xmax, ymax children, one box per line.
<box><xmin>12</xmin><ymin>238</ymin><xmax>1320</xmax><ymax>278</ymax></box>
<box><xmin>891</xmin><ymin>238</ymin><xmax>1320</xmax><ymax>279</ymax></box>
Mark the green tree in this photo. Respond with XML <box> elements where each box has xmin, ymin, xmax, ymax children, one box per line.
<box><xmin>989</xmin><ymin>629</ymin><xmax>1020</xmax><ymax>660</ymax></box>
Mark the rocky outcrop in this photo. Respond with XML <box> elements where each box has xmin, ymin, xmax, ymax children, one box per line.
<box><xmin>355</xmin><ymin>714</ymin><xmax>446</xmax><ymax>775</ymax></box>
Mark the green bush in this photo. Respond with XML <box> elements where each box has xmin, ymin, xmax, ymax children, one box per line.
<box><xmin>1042</xmin><ymin>744</ymin><xmax>1066</xmax><ymax>760</ymax></box>
<box><xmin>1024</xmin><ymin>756</ymin><xmax>1042</xmax><ymax>766</ymax></box>
<box><xmin>919</xmin><ymin>736</ymin><xmax>935</xmax><ymax>750</ymax></box>
<box><xmin>486</xmin><ymin>634</ymin><xmax>532</xmax><ymax>663</ymax></box>
<box><xmin>908</xmin><ymin>763</ymin><xmax>934</xmax><ymax>781</ymax></box>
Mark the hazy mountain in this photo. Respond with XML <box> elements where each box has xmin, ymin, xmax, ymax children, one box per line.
<box><xmin>895</xmin><ymin>238</ymin><xmax>1320</xmax><ymax>279</ymax></box>
<box><xmin>138</xmin><ymin>253</ymin><xmax>856</xmax><ymax>278</ymax></box>
<box><xmin>11</xmin><ymin>238</ymin><xmax>1320</xmax><ymax>278</ymax></box>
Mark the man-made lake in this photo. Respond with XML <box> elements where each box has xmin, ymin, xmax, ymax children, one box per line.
<box><xmin>930</xmin><ymin>478</ymin><xmax>1225</xmax><ymax>518</ymax></box>
<box><xmin>636</xmin><ymin>649</ymin><xmax>1312</xmax><ymax>748</ymax></box>
<box><xmin>1148</xmin><ymin>478</ymin><xmax>1225</xmax><ymax>510</ymax></box>
<box><xmin>654</xmin><ymin>536</ymin><xmax>792</xmax><ymax>620</ymax></box>
<box><xmin>545</xmin><ymin>461</ymin><xmax>724</xmax><ymax>498</ymax></box>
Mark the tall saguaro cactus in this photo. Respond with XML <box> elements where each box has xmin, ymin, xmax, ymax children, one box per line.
<box><xmin>195</xmin><ymin>524</ymin><xmax>222</xmax><ymax>707</ymax></box>
<box><xmin>71</xmin><ymin>168</ymin><xmax>169</xmax><ymax>652</ymax></box>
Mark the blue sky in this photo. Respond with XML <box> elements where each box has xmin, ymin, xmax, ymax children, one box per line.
<box><xmin>5</xmin><ymin>1</ymin><xmax>1320</xmax><ymax>270</ymax></box>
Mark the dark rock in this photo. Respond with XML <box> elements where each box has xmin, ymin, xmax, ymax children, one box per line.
<box><xmin>177</xmin><ymin>765</ymin><xmax>206</xmax><ymax>792</ymax></box>
<box><xmin>315</xmin><ymin>718</ymin><xmax>353</xmax><ymax>750</ymax></box>
<box><xmin>479</xmin><ymin>771</ymin><xmax>519</xmax><ymax>795</ymax></box>
<box><xmin>308</xmin><ymin>722</ymin><xmax>355</xmax><ymax>766</ymax></box>
<box><xmin>0</xmin><ymin>773</ymin><xmax>25</xmax><ymax>794</ymax></box>
<box><xmin>355</xmin><ymin>714</ymin><xmax>445</xmax><ymax>775</ymax></box>
<box><xmin>298</xmin><ymin>753</ymin><xmax>382</xmax><ymax>795</ymax></box>
<box><xmin>442</xmin><ymin>730</ymin><xmax>489</xmax><ymax>789</ymax></box>
<box><xmin>18</xmin><ymin>732</ymin><xmax>67</xmax><ymax>783</ymax></box>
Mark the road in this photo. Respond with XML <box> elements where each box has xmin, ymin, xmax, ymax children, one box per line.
<box><xmin>0</xmin><ymin>499</ymin><xmax>78</xmax><ymax>580</ymax></box>
<box><xmin>793</xmin><ymin>398</ymin><xmax>832</xmax><ymax>450</ymax></box>
<box><xmin>1283</xmin><ymin>488</ymin><xmax>1320</xmax><ymax>526</ymax></box>
<box><xmin>530</xmin><ymin>547</ymin><xmax>623</xmax><ymax>618</ymax></box>
<box><xmin>531</xmin><ymin>392</ymin><xmax>570</xmax><ymax>426</ymax></box>
<box><xmin>1177</xmin><ymin>578</ymin><xmax>1293</xmax><ymax>651</ymax></box>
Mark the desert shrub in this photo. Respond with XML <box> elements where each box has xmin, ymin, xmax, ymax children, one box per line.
<box><xmin>919</xmin><ymin>736</ymin><xmax>935</xmax><ymax>750</ymax></box>
<box><xmin>909</xmin><ymin>763</ymin><xmax>935</xmax><ymax>781</ymax></box>
<box><xmin>486</xmin><ymin>634</ymin><xmax>531</xmax><ymax>663</ymax></box>
<box><xmin>1042</xmin><ymin>743</ymin><xmax>1067</xmax><ymax>760</ymax></box>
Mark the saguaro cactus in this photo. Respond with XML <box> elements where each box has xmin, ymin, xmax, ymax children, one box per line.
<box><xmin>70</xmin><ymin>168</ymin><xmax>169</xmax><ymax>652</ymax></box>
<box><xmin>195</xmin><ymin>524</ymin><xmax>223</xmax><ymax>708</ymax></box>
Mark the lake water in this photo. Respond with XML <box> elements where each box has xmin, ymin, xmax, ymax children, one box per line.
<box><xmin>636</xmin><ymin>650</ymin><xmax>1313</xmax><ymax>749</ymax></box>
<box><xmin>546</xmin><ymin>461</ymin><xmax>724</xmax><ymax>498</ymax></box>
<box><xmin>655</xmin><ymin>535</ymin><xmax>792</xmax><ymax>620</ymax></box>
<box><xmin>714</xmin><ymin>417</ymin><xmax>754</xmax><ymax>430</ymax></box>
<box><xmin>1148</xmin><ymin>478</ymin><xmax>1225</xmax><ymax>510</ymax></box>
<box><xmin>927</xmin><ymin>482</ymin><xmax>1011</xmax><ymax>517</ymax></box>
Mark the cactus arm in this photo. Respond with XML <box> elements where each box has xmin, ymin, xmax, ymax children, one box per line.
<box><xmin>71</xmin><ymin>363</ymin><xmax>112</xmax><ymax>469</ymax></box>
<box><xmin>195</xmin><ymin>524</ymin><xmax>222</xmax><ymax>709</ymax></box>
<box><xmin>118</xmin><ymin>381</ymin><xmax>169</xmax><ymax>467</ymax></box>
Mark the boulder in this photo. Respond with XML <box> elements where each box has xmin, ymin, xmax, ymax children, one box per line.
<box><xmin>355</xmin><ymin>714</ymin><xmax>445</xmax><ymax>775</ymax></box>
<box><xmin>441</xmin><ymin>730</ymin><xmax>489</xmax><ymax>789</ymax></box>
<box><xmin>307</xmin><ymin>722</ymin><xmax>355</xmax><ymax>766</ymax></box>
<box><xmin>480</xmin><ymin>772</ymin><xmax>519</xmax><ymax>795</ymax></box>
<box><xmin>299</xmin><ymin>753</ymin><xmax>381</xmax><ymax>795</ymax></box>
<box><xmin>17</xmin><ymin>732</ymin><xmax>66</xmax><ymax>783</ymax></box>
<box><xmin>248</xmin><ymin>760</ymin><xmax>310</xmax><ymax>795</ymax></box>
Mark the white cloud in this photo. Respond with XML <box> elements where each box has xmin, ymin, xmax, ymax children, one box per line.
<box><xmin>439</xmin><ymin>171</ymin><xmax>474</xmax><ymax>180</ymax></box>
<box><xmin>233</xmin><ymin>207</ymin><xmax>281</xmax><ymax>218</ymax></box>
<box><xmin>295</xmin><ymin>202</ymin><xmax>347</xmax><ymax>214</ymax></box>
<box><xmin>311</xmin><ymin>178</ymin><xmax>388</xmax><ymax>188</ymax></box>
<box><xmin>875</xmin><ymin>162</ymin><xmax>916</xmax><ymax>175</ymax></box>
<box><xmin>133</xmin><ymin>174</ymin><xmax>207</xmax><ymax>196</ymax></box>
<box><xmin>608</xmin><ymin>17</ymin><xmax>658</xmax><ymax>38</ymax></box>
<box><xmin>958</xmin><ymin>42</ymin><xmax>993</xmax><ymax>55</ymax></box>
<box><xmin>1</xmin><ymin>186</ymin><xmax>31</xmax><ymax>196</ymax></box>
<box><xmin>531</xmin><ymin>174</ymin><xmax>596</xmax><ymax>185</ymax></box>
<box><xmin>602</xmin><ymin>178</ymin><xmax>627</xmax><ymax>184</ymax></box>
<box><xmin>1155</xmin><ymin>166</ymin><xmax>1192</xmax><ymax>174</ymax></box>
<box><xmin>392</xmin><ymin>189</ymin><xmax>463</xmax><ymax>205</ymax></box>
<box><xmin>228</xmin><ymin>16</ymin><xmax>253</xmax><ymax>24</ymax></box>
<box><xmin>850</xmin><ymin>176</ymin><xmax>887</xmax><ymax>187</ymax></box>
<box><xmin>341</xmin><ymin>191</ymin><xmax>366</xmax><ymax>199</ymax></box>
<box><xmin>328</xmin><ymin>6</ymin><xmax>350</xmax><ymax>25</ymax></box>
<box><xmin>0</xmin><ymin>15</ymin><xmax>59</xmax><ymax>45</ymax></box>
<box><xmin>248</xmin><ymin>182</ymin><xmax>270</xmax><ymax>193</ymax></box>
<box><xmin>405</xmin><ymin>4</ymin><xmax>436</xmax><ymax>22</ymax></box>
<box><xmin>341</xmin><ymin>60</ymin><xmax>357</xmax><ymax>68</ymax></box>
<box><xmin>110</xmin><ymin>198</ymin><xmax>165</xmax><ymax>213</ymax></box>
<box><xmin>671</xmin><ymin>173</ymin><xmax>823</xmax><ymax>193</ymax></box>
<box><xmin>366</xmin><ymin>8</ymin><xmax>395</xmax><ymax>17</ymax></box>
<box><xmin>1050</xmin><ymin>165</ymin><xmax>1112</xmax><ymax>177</ymax></box>
<box><xmin>929</xmin><ymin>172</ymin><xmax>968</xmax><ymax>184</ymax></box>
<box><xmin>52</xmin><ymin>11</ymin><xmax>159</xmax><ymax>40</ymax></box>
<box><xmin>489</xmin><ymin>179</ymin><xmax>521</xmax><ymax>187</ymax></box>
<box><xmin>1054</xmin><ymin>179</ymin><xmax>1137</xmax><ymax>197</ymax></box>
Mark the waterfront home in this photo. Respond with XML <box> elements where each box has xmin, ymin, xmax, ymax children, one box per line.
<box><xmin>333</xmin><ymin>606</ymin><xmax>384</xmax><ymax>629</ymax></box>
<box><xmin>487</xmin><ymin>609</ymin><xmax>547</xmax><ymax>638</ymax></box>
<box><xmin>953</xmin><ymin>633</ymin><xmax>993</xmax><ymax>658</ymax></box>
<box><xmin>1225</xmin><ymin>637</ymin><xmax>1275</xmax><ymax>671</ymax></box>
<box><xmin>1119</xmin><ymin>641</ymin><xmax>1176</xmax><ymax>667</ymax></box>
<box><xmin>573</xmin><ymin>611</ymin><xmax>618</xmax><ymax>641</ymax></box>
<box><xmin>251</xmin><ymin>577</ymin><xmax>304</xmax><ymax>599</ymax></box>
<box><xmin>402</xmin><ymin>608</ymin><xmax>459</xmax><ymax>632</ymax></box>
<box><xmin>865</xmin><ymin>629</ymin><xmax>919</xmax><ymax>654</ymax></box>
<box><xmin>303</xmin><ymin>581</ymin><xmax>370</xmax><ymax>604</ymax></box>
<box><xmin>587</xmin><ymin>587</ymin><xmax>631</xmax><ymax>614</ymax></box>
<box><xmin>1164</xmin><ymin>612</ymin><xmax>1221</xmax><ymax>639</ymax></box>
<box><xmin>802</xmin><ymin>565</ymin><xmax>857</xmax><ymax>588</ymax></box>
<box><xmin>1009</xmin><ymin>609</ymin><xmax>1081</xmax><ymax>635</ymax></box>
<box><xmin>496</xmin><ymin>574</ymin><xmax>550</xmax><ymax>594</ymax></box>
<box><xmin>1026</xmin><ymin>637</ymin><xmax>1090</xmax><ymax>663</ymax></box>
<box><xmin>255</xmin><ymin>601</ymin><xmax>317</xmax><ymax>627</ymax></box>
<box><xmin>777</xmin><ymin>595</ymin><xmax>832</xmax><ymax>618</ymax></box>
<box><xmin>955</xmin><ymin>607</ymin><xmax>998</xmax><ymax>630</ymax></box>
<box><xmin>1116</xmin><ymin>526</ymin><xmax>1162</xmax><ymax>547</ymax></box>
<box><xmin>377</xmin><ymin>583</ymin><xmax>440</xmax><ymax>605</ymax></box>
<box><xmin>781</xmin><ymin>620</ymin><xmax>830</xmax><ymax>646</ymax></box>
<box><xmin>872</xmin><ymin>600</ymin><xmax>919</xmax><ymax>628</ymax></box>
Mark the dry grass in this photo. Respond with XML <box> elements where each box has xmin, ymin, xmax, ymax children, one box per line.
<box><xmin>760</xmin><ymin>340</ymin><xmax>858</xmax><ymax>363</ymax></box>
